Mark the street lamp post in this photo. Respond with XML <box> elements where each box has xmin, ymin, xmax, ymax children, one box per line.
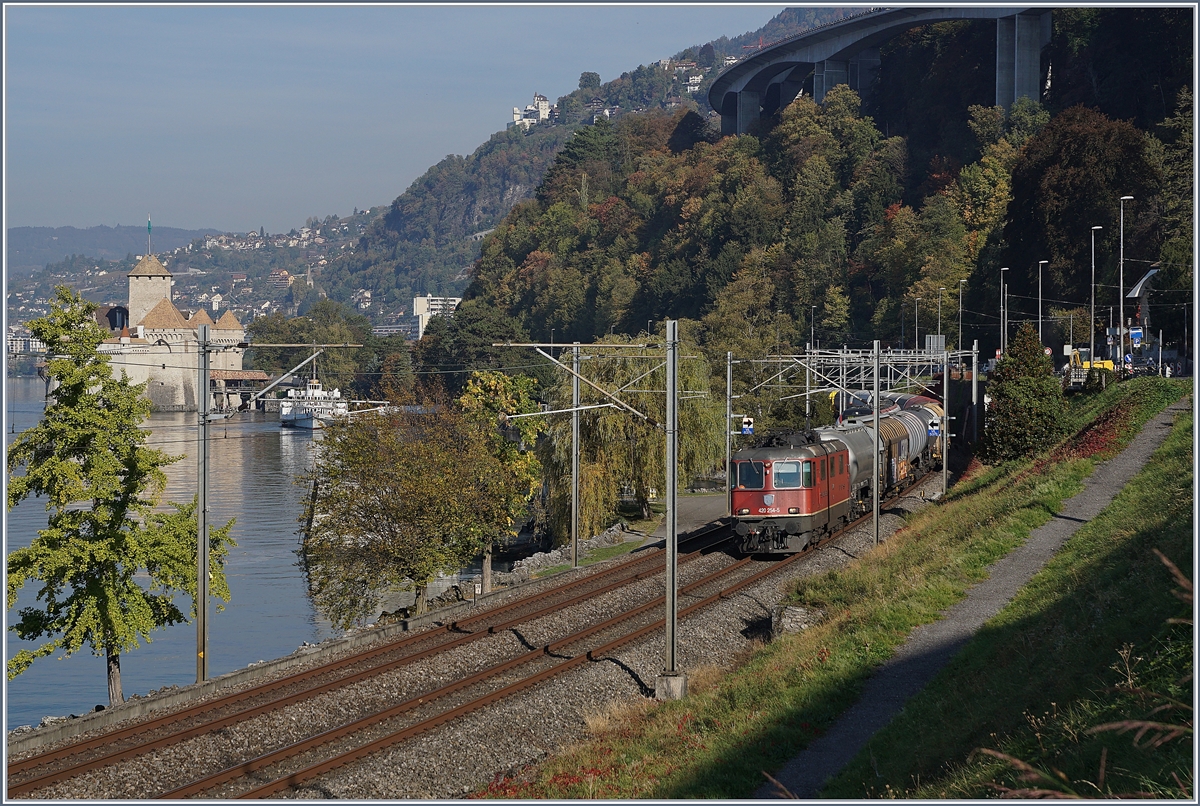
<box><xmin>938</xmin><ymin>287</ymin><xmax>945</xmax><ymax>339</ymax></box>
<box><xmin>958</xmin><ymin>279</ymin><xmax>966</xmax><ymax>351</ymax></box>
<box><xmin>999</xmin><ymin>268</ymin><xmax>1009</xmax><ymax>353</ymax></box>
<box><xmin>1038</xmin><ymin>260</ymin><xmax>1048</xmax><ymax>343</ymax></box>
<box><xmin>1119</xmin><ymin>196</ymin><xmax>1134</xmax><ymax>374</ymax></box>
<box><xmin>914</xmin><ymin>298</ymin><xmax>921</xmax><ymax>351</ymax></box>
<box><xmin>811</xmin><ymin>305</ymin><xmax>817</xmax><ymax>351</ymax></box>
<box><xmin>1091</xmin><ymin>226</ymin><xmax>1102</xmax><ymax>371</ymax></box>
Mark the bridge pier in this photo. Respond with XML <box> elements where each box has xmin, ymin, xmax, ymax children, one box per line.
<box><xmin>737</xmin><ymin>89</ymin><xmax>761</xmax><ymax>135</ymax></box>
<box><xmin>812</xmin><ymin>48</ymin><xmax>879</xmax><ymax>104</ymax></box>
<box><xmin>996</xmin><ymin>12</ymin><xmax>1049</xmax><ymax>108</ymax></box>
<box><xmin>712</xmin><ymin>7</ymin><xmax>1051</xmax><ymax>135</ymax></box>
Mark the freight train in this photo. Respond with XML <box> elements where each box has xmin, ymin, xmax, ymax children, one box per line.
<box><xmin>730</xmin><ymin>393</ymin><xmax>944</xmax><ymax>554</ymax></box>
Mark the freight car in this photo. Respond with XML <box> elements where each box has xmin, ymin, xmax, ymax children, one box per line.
<box><xmin>730</xmin><ymin>397</ymin><xmax>944</xmax><ymax>554</ymax></box>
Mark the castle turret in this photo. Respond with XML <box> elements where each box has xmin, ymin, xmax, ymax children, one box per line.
<box><xmin>126</xmin><ymin>254</ymin><xmax>173</xmax><ymax>327</ymax></box>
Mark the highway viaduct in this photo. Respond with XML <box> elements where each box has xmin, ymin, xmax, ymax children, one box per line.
<box><xmin>709</xmin><ymin>7</ymin><xmax>1052</xmax><ymax>136</ymax></box>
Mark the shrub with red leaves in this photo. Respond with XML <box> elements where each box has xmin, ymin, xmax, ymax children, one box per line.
<box><xmin>1052</xmin><ymin>399</ymin><xmax>1133</xmax><ymax>461</ymax></box>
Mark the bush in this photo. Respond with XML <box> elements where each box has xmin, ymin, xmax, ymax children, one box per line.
<box><xmin>1083</xmin><ymin>367</ymin><xmax>1112</xmax><ymax>393</ymax></box>
<box><xmin>981</xmin><ymin>323</ymin><xmax>1064</xmax><ymax>462</ymax></box>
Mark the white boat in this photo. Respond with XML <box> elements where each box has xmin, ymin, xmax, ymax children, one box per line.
<box><xmin>279</xmin><ymin>378</ymin><xmax>349</xmax><ymax>430</ymax></box>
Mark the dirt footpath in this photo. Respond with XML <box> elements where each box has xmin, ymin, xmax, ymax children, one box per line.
<box><xmin>755</xmin><ymin>397</ymin><xmax>1192</xmax><ymax>799</ymax></box>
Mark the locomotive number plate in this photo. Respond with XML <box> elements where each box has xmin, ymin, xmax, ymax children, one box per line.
<box><xmin>758</xmin><ymin>507</ymin><xmax>781</xmax><ymax>514</ymax></box>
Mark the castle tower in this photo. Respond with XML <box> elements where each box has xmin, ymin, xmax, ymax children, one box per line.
<box><xmin>126</xmin><ymin>254</ymin><xmax>173</xmax><ymax>327</ymax></box>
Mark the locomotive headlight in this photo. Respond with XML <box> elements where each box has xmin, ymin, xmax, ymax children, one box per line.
<box><xmin>788</xmin><ymin>507</ymin><xmax>800</xmax><ymax>514</ymax></box>
<box><xmin>736</xmin><ymin>508</ymin><xmax>750</xmax><ymax>516</ymax></box>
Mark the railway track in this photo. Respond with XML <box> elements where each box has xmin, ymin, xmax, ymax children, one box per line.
<box><xmin>7</xmin><ymin>523</ymin><xmax>728</xmax><ymax>798</ymax></box>
<box><xmin>11</xmin><ymin>481</ymin><xmax>927</xmax><ymax>799</ymax></box>
<box><xmin>164</xmin><ymin>550</ymin><xmax>784</xmax><ymax>798</ymax></box>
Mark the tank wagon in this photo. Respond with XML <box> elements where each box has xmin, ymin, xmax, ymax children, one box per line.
<box><xmin>730</xmin><ymin>396</ymin><xmax>944</xmax><ymax>554</ymax></box>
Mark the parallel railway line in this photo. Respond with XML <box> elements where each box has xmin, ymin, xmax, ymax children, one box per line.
<box><xmin>7</xmin><ymin>524</ymin><xmax>725</xmax><ymax>798</ymax></box>
<box><xmin>10</xmin><ymin>484</ymin><xmax>922</xmax><ymax>799</ymax></box>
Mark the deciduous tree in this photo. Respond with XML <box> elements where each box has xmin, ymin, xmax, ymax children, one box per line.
<box><xmin>457</xmin><ymin>372</ymin><xmax>543</xmax><ymax>592</ymax></box>
<box><xmin>300</xmin><ymin>394</ymin><xmax>513</xmax><ymax>625</ymax></box>
<box><xmin>539</xmin><ymin>332</ymin><xmax>723</xmax><ymax>538</ymax></box>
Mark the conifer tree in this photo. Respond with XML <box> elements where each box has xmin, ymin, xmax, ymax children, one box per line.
<box><xmin>980</xmin><ymin>322</ymin><xmax>1064</xmax><ymax>462</ymax></box>
<box><xmin>6</xmin><ymin>286</ymin><xmax>234</xmax><ymax>705</ymax></box>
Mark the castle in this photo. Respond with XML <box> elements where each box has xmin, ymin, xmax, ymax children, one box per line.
<box><xmin>97</xmin><ymin>255</ymin><xmax>263</xmax><ymax>412</ymax></box>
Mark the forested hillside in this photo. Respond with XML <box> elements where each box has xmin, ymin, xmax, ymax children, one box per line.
<box><xmin>319</xmin><ymin>7</ymin><xmax>851</xmax><ymax>307</ymax></box>
<box><xmin>452</xmin><ymin>8</ymin><xmax>1191</xmax><ymax>363</ymax></box>
<box><xmin>398</xmin><ymin>4</ymin><xmax>1192</xmax><ymax>549</ymax></box>
<box><xmin>323</xmin><ymin>125</ymin><xmax>576</xmax><ymax>307</ymax></box>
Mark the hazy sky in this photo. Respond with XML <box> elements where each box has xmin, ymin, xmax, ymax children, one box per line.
<box><xmin>5</xmin><ymin>4</ymin><xmax>787</xmax><ymax>234</ymax></box>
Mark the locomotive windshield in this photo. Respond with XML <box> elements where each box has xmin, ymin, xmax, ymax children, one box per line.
<box><xmin>735</xmin><ymin>460</ymin><xmax>765</xmax><ymax>489</ymax></box>
<box><xmin>773</xmin><ymin>461</ymin><xmax>801</xmax><ymax>488</ymax></box>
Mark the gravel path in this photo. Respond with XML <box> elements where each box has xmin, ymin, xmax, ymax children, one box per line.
<box><xmin>756</xmin><ymin>397</ymin><xmax>1191</xmax><ymax>799</ymax></box>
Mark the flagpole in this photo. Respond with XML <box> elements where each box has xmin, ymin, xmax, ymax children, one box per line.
<box><xmin>148</xmin><ymin>214</ymin><xmax>152</xmax><ymax>255</ymax></box>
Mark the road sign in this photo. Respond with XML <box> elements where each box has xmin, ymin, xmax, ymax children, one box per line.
<box><xmin>927</xmin><ymin>426</ymin><xmax>941</xmax><ymax>437</ymax></box>
<box><xmin>1130</xmin><ymin>326</ymin><xmax>1143</xmax><ymax>341</ymax></box>
<box><xmin>1043</xmin><ymin>347</ymin><xmax>1052</xmax><ymax>356</ymax></box>
<box><xmin>741</xmin><ymin>416</ymin><xmax>754</xmax><ymax>435</ymax></box>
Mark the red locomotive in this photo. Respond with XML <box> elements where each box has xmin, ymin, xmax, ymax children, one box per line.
<box><xmin>730</xmin><ymin>394</ymin><xmax>944</xmax><ymax>554</ymax></box>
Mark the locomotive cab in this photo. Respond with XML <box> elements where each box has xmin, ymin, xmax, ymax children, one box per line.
<box><xmin>730</xmin><ymin>439</ymin><xmax>852</xmax><ymax>554</ymax></box>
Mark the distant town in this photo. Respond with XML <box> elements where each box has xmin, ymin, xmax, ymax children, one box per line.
<box><xmin>6</xmin><ymin>205</ymin><xmax>464</xmax><ymax>370</ymax></box>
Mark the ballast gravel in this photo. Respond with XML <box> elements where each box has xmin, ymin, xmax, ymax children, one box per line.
<box><xmin>14</xmin><ymin>485</ymin><xmax>936</xmax><ymax>800</ymax></box>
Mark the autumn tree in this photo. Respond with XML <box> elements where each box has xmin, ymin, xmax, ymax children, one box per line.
<box><xmin>300</xmin><ymin>395</ymin><xmax>514</xmax><ymax>626</ymax></box>
<box><xmin>1003</xmin><ymin>105</ymin><xmax>1162</xmax><ymax>306</ymax></box>
<box><xmin>457</xmin><ymin>371</ymin><xmax>543</xmax><ymax>593</ymax></box>
<box><xmin>699</xmin><ymin>248</ymin><xmax>800</xmax><ymax>430</ymax></box>
<box><xmin>6</xmin><ymin>287</ymin><xmax>234</xmax><ymax>705</ymax></box>
<box><xmin>980</xmin><ymin>322</ymin><xmax>1064</xmax><ymax>462</ymax></box>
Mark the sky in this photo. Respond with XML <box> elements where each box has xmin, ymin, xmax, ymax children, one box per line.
<box><xmin>4</xmin><ymin>4</ymin><xmax>788</xmax><ymax>234</ymax></box>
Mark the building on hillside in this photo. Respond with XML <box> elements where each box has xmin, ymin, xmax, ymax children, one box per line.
<box><xmin>7</xmin><ymin>331</ymin><xmax>47</xmax><ymax>355</ymax></box>
<box><xmin>412</xmin><ymin>293</ymin><xmax>461</xmax><ymax>339</ymax></box>
<box><xmin>509</xmin><ymin>93</ymin><xmax>552</xmax><ymax>130</ymax></box>
<box><xmin>97</xmin><ymin>254</ymin><xmax>266</xmax><ymax>411</ymax></box>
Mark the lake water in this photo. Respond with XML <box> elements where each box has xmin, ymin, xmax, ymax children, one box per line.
<box><xmin>5</xmin><ymin>376</ymin><xmax>342</xmax><ymax>732</ymax></box>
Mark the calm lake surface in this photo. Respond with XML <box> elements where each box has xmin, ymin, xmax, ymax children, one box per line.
<box><xmin>5</xmin><ymin>376</ymin><xmax>342</xmax><ymax>731</ymax></box>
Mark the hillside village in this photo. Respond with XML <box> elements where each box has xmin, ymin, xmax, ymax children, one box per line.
<box><xmin>5</xmin><ymin>208</ymin><xmax>423</xmax><ymax>359</ymax></box>
<box><xmin>508</xmin><ymin>55</ymin><xmax>739</xmax><ymax>130</ymax></box>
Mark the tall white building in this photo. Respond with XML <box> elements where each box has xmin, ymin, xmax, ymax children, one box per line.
<box><xmin>412</xmin><ymin>294</ymin><xmax>461</xmax><ymax>339</ymax></box>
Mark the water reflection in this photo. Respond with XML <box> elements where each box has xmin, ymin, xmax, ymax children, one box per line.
<box><xmin>5</xmin><ymin>378</ymin><xmax>340</xmax><ymax>731</ymax></box>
